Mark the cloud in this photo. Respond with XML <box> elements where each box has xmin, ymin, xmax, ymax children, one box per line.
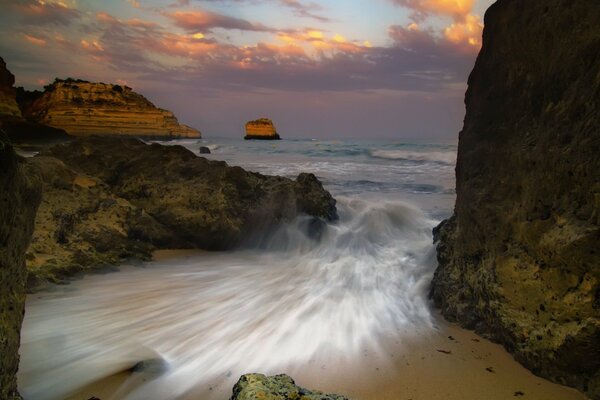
<box><xmin>278</xmin><ymin>0</ymin><xmax>331</xmax><ymax>22</ymax></box>
<box><xmin>23</xmin><ymin>33</ymin><xmax>47</xmax><ymax>46</ymax></box>
<box><xmin>164</xmin><ymin>10</ymin><xmax>275</xmax><ymax>33</ymax></box>
<box><xmin>444</xmin><ymin>13</ymin><xmax>483</xmax><ymax>48</ymax></box>
<box><xmin>391</xmin><ymin>0</ymin><xmax>475</xmax><ymax>21</ymax></box>
<box><xmin>12</xmin><ymin>0</ymin><xmax>80</xmax><ymax>25</ymax></box>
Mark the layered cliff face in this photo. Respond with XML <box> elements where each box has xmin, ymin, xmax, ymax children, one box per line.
<box><xmin>26</xmin><ymin>136</ymin><xmax>336</xmax><ymax>287</ymax></box>
<box><xmin>431</xmin><ymin>0</ymin><xmax>600</xmax><ymax>398</ymax></box>
<box><xmin>0</xmin><ymin>131</ymin><xmax>41</xmax><ymax>399</ymax></box>
<box><xmin>0</xmin><ymin>57</ymin><xmax>21</xmax><ymax>118</ymax></box>
<box><xmin>25</xmin><ymin>80</ymin><xmax>201</xmax><ymax>138</ymax></box>
<box><xmin>245</xmin><ymin>118</ymin><xmax>281</xmax><ymax>140</ymax></box>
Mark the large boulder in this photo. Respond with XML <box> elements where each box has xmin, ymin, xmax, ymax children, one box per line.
<box><xmin>0</xmin><ymin>131</ymin><xmax>42</xmax><ymax>399</ymax></box>
<box><xmin>230</xmin><ymin>374</ymin><xmax>348</xmax><ymax>400</ymax></box>
<box><xmin>26</xmin><ymin>136</ymin><xmax>336</xmax><ymax>286</ymax></box>
<box><xmin>431</xmin><ymin>0</ymin><xmax>600</xmax><ymax>398</ymax></box>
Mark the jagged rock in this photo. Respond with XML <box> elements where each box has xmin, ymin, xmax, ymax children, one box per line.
<box><xmin>230</xmin><ymin>374</ymin><xmax>349</xmax><ymax>400</ymax></box>
<box><xmin>199</xmin><ymin>146</ymin><xmax>211</xmax><ymax>154</ymax></box>
<box><xmin>26</xmin><ymin>136</ymin><xmax>336</xmax><ymax>287</ymax></box>
<box><xmin>245</xmin><ymin>118</ymin><xmax>281</xmax><ymax>140</ymax></box>
<box><xmin>0</xmin><ymin>130</ymin><xmax>42</xmax><ymax>399</ymax></box>
<box><xmin>24</xmin><ymin>79</ymin><xmax>201</xmax><ymax>138</ymax></box>
<box><xmin>430</xmin><ymin>1</ymin><xmax>600</xmax><ymax>398</ymax></box>
<box><xmin>0</xmin><ymin>57</ymin><xmax>21</xmax><ymax>118</ymax></box>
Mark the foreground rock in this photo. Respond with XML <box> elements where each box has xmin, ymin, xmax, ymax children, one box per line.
<box><xmin>23</xmin><ymin>79</ymin><xmax>201</xmax><ymax>138</ymax></box>
<box><xmin>230</xmin><ymin>374</ymin><xmax>348</xmax><ymax>400</ymax></box>
<box><xmin>26</xmin><ymin>136</ymin><xmax>336</xmax><ymax>286</ymax></box>
<box><xmin>245</xmin><ymin>118</ymin><xmax>281</xmax><ymax>140</ymax></box>
<box><xmin>0</xmin><ymin>131</ymin><xmax>42</xmax><ymax>399</ymax></box>
<box><xmin>0</xmin><ymin>58</ymin><xmax>69</xmax><ymax>144</ymax></box>
<box><xmin>431</xmin><ymin>1</ymin><xmax>600</xmax><ymax>398</ymax></box>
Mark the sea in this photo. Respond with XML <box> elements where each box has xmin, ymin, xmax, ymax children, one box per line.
<box><xmin>18</xmin><ymin>137</ymin><xmax>458</xmax><ymax>400</ymax></box>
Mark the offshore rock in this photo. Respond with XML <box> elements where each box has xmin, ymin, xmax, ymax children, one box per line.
<box><xmin>24</xmin><ymin>79</ymin><xmax>201</xmax><ymax>138</ymax></box>
<box><xmin>230</xmin><ymin>374</ymin><xmax>349</xmax><ymax>400</ymax></box>
<box><xmin>245</xmin><ymin>118</ymin><xmax>281</xmax><ymax>140</ymax></box>
<box><xmin>26</xmin><ymin>136</ymin><xmax>336</xmax><ymax>286</ymax></box>
<box><xmin>0</xmin><ymin>130</ymin><xmax>42</xmax><ymax>399</ymax></box>
<box><xmin>431</xmin><ymin>1</ymin><xmax>600</xmax><ymax>398</ymax></box>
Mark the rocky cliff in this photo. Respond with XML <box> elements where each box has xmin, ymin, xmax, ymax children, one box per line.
<box><xmin>245</xmin><ymin>118</ymin><xmax>281</xmax><ymax>140</ymax></box>
<box><xmin>24</xmin><ymin>79</ymin><xmax>201</xmax><ymax>138</ymax></box>
<box><xmin>230</xmin><ymin>374</ymin><xmax>348</xmax><ymax>400</ymax></box>
<box><xmin>0</xmin><ymin>131</ymin><xmax>41</xmax><ymax>399</ymax></box>
<box><xmin>0</xmin><ymin>58</ymin><xmax>21</xmax><ymax>118</ymax></box>
<box><xmin>26</xmin><ymin>136</ymin><xmax>336</xmax><ymax>287</ymax></box>
<box><xmin>431</xmin><ymin>0</ymin><xmax>600</xmax><ymax>398</ymax></box>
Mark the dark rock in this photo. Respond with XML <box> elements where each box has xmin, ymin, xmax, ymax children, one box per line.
<box><xmin>199</xmin><ymin>146</ymin><xmax>211</xmax><ymax>154</ymax></box>
<box><xmin>230</xmin><ymin>374</ymin><xmax>349</xmax><ymax>400</ymax></box>
<box><xmin>0</xmin><ymin>130</ymin><xmax>42</xmax><ymax>399</ymax></box>
<box><xmin>430</xmin><ymin>1</ymin><xmax>600</xmax><ymax>398</ymax></box>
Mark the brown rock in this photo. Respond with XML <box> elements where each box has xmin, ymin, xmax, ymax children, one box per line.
<box><xmin>24</xmin><ymin>79</ymin><xmax>201</xmax><ymax>138</ymax></box>
<box><xmin>245</xmin><ymin>118</ymin><xmax>281</xmax><ymax>140</ymax></box>
<box><xmin>0</xmin><ymin>57</ymin><xmax>22</xmax><ymax>119</ymax></box>
<box><xmin>0</xmin><ymin>130</ymin><xmax>42</xmax><ymax>399</ymax></box>
<box><xmin>431</xmin><ymin>1</ymin><xmax>600</xmax><ymax>398</ymax></box>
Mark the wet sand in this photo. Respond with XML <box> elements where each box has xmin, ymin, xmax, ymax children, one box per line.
<box><xmin>65</xmin><ymin>316</ymin><xmax>586</xmax><ymax>400</ymax></box>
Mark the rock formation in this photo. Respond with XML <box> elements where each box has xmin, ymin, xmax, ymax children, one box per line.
<box><xmin>0</xmin><ymin>131</ymin><xmax>42</xmax><ymax>399</ymax></box>
<box><xmin>0</xmin><ymin>58</ymin><xmax>69</xmax><ymax>143</ymax></box>
<box><xmin>431</xmin><ymin>1</ymin><xmax>600</xmax><ymax>398</ymax></box>
<box><xmin>245</xmin><ymin>118</ymin><xmax>281</xmax><ymax>140</ymax></box>
<box><xmin>24</xmin><ymin>79</ymin><xmax>201</xmax><ymax>138</ymax></box>
<box><xmin>230</xmin><ymin>374</ymin><xmax>348</xmax><ymax>400</ymax></box>
<box><xmin>26</xmin><ymin>136</ymin><xmax>336</xmax><ymax>287</ymax></box>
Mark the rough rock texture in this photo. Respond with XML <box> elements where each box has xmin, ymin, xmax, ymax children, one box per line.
<box><xmin>24</xmin><ymin>79</ymin><xmax>201</xmax><ymax>138</ymax></box>
<box><xmin>431</xmin><ymin>1</ymin><xmax>600</xmax><ymax>398</ymax></box>
<box><xmin>0</xmin><ymin>57</ymin><xmax>21</xmax><ymax>118</ymax></box>
<box><xmin>230</xmin><ymin>374</ymin><xmax>349</xmax><ymax>400</ymax></box>
<box><xmin>26</xmin><ymin>136</ymin><xmax>336</xmax><ymax>286</ymax></box>
<box><xmin>0</xmin><ymin>131</ymin><xmax>42</xmax><ymax>399</ymax></box>
<box><xmin>245</xmin><ymin>118</ymin><xmax>281</xmax><ymax>140</ymax></box>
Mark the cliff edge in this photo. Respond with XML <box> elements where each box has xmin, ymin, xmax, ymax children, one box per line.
<box><xmin>0</xmin><ymin>131</ymin><xmax>41</xmax><ymax>399</ymax></box>
<box><xmin>24</xmin><ymin>79</ymin><xmax>201</xmax><ymax>138</ymax></box>
<box><xmin>431</xmin><ymin>1</ymin><xmax>600</xmax><ymax>398</ymax></box>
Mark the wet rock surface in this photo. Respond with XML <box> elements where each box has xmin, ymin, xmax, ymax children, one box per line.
<box><xmin>0</xmin><ymin>131</ymin><xmax>42</xmax><ymax>399</ymax></box>
<box><xmin>26</xmin><ymin>136</ymin><xmax>336</xmax><ymax>287</ymax></box>
<box><xmin>230</xmin><ymin>374</ymin><xmax>349</xmax><ymax>400</ymax></box>
<box><xmin>431</xmin><ymin>0</ymin><xmax>600</xmax><ymax>398</ymax></box>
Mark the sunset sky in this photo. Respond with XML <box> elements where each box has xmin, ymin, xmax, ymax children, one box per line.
<box><xmin>0</xmin><ymin>0</ymin><xmax>495</xmax><ymax>138</ymax></box>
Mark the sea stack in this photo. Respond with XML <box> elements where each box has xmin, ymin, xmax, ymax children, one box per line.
<box><xmin>431</xmin><ymin>1</ymin><xmax>600</xmax><ymax>398</ymax></box>
<box><xmin>23</xmin><ymin>79</ymin><xmax>201</xmax><ymax>138</ymax></box>
<box><xmin>244</xmin><ymin>118</ymin><xmax>281</xmax><ymax>140</ymax></box>
<box><xmin>0</xmin><ymin>57</ymin><xmax>21</xmax><ymax>118</ymax></box>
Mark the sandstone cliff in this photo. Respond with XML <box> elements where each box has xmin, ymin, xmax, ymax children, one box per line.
<box><xmin>431</xmin><ymin>1</ymin><xmax>600</xmax><ymax>398</ymax></box>
<box><xmin>0</xmin><ymin>131</ymin><xmax>41</xmax><ymax>399</ymax></box>
<box><xmin>245</xmin><ymin>118</ymin><xmax>281</xmax><ymax>140</ymax></box>
<box><xmin>26</xmin><ymin>136</ymin><xmax>336</xmax><ymax>287</ymax></box>
<box><xmin>0</xmin><ymin>58</ymin><xmax>21</xmax><ymax>118</ymax></box>
<box><xmin>24</xmin><ymin>79</ymin><xmax>201</xmax><ymax>138</ymax></box>
<box><xmin>230</xmin><ymin>374</ymin><xmax>348</xmax><ymax>400</ymax></box>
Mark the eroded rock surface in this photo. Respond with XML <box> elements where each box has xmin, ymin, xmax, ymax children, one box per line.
<box><xmin>245</xmin><ymin>118</ymin><xmax>281</xmax><ymax>140</ymax></box>
<box><xmin>230</xmin><ymin>374</ymin><xmax>349</xmax><ymax>400</ymax></box>
<box><xmin>24</xmin><ymin>79</ymin><xmax>201</xmax><ymax>138</ymax></box>
<box><xmin>0</xmin><ymin>131</ymin><xmax>42</xmax><ymax>399</ymax></box>
<box><xmin>431</xmin><ymin>1</ymin><xmax>600</xmax><ymax>398</ymax></box>
<box><xmin>26</xmin><ymin>136</ymin><xmax>336</xmax><ymax>286</ymax></box>
<box><xmin>0</xmin><ymin>57</ymin><xmax>21</xmax><ymax>118</ymax></box>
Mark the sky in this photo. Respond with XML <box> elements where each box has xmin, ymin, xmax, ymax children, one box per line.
<box><xmin>0</xmin><ymin>0</ymin><xmax>496</xmax><ymax>138</ymax></box>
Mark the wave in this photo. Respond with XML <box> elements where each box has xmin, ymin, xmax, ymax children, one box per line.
<box><xmin>18</xmin><ymin>197</ymin><xmax>438</xmax><ymax>400</ymax></box>
<box><xmin>369</xmin><ymin>149</ymin><xmax>457</xmax><ymax>165</ymax></box>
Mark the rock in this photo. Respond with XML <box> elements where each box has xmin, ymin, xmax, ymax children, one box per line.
<box><xmin>26</xmin><ymin>136</ymin><xmax>336</xmax><ymax>287</ymax></box>
<box><xmin>0</xmin><ymin>57</ymin><xmax>21</xmax><ymax>118</ymax></box>
<box><xmin>23</xmin><ymin>79</ymin><xmax>201</xmax><ymax>138</ymax></box>
<box><xmin>430</xmin><ymin>1</ymin><xmax>600</xmax><ymax>398</ymax></box>
<box><xmin>0</xmin><ymin>130</ymin><xmax>42</xmax><ymax>399</ymax></box>
<box><xmin>230</xmin><ymin>374</ymin><xmax>349</xmax><ymax>400</ymax></box>
<box><xmin>199</xmin><ymin>146</ymin><xmax>211</xmax><ymax>154</ymax></box>
<box><xmin>244</xmin><ymin>118</ymin><xmax>281</xmax><ymax>140</ymax></box>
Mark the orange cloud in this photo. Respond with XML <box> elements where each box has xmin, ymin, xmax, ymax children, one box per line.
<box><xmin>444</xmin><ymin>13</ymin><xmax>483</xmax><ymax>49</ymax></box>
<box><xmin>24</xmin><ymin>34</ymin><xmax>47</xmax><ymax>46</ymax></box>
<box><xmin>393</xmin><ymin>0</ymin><xmax>474</xmax><ymax>21</ymax></box>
